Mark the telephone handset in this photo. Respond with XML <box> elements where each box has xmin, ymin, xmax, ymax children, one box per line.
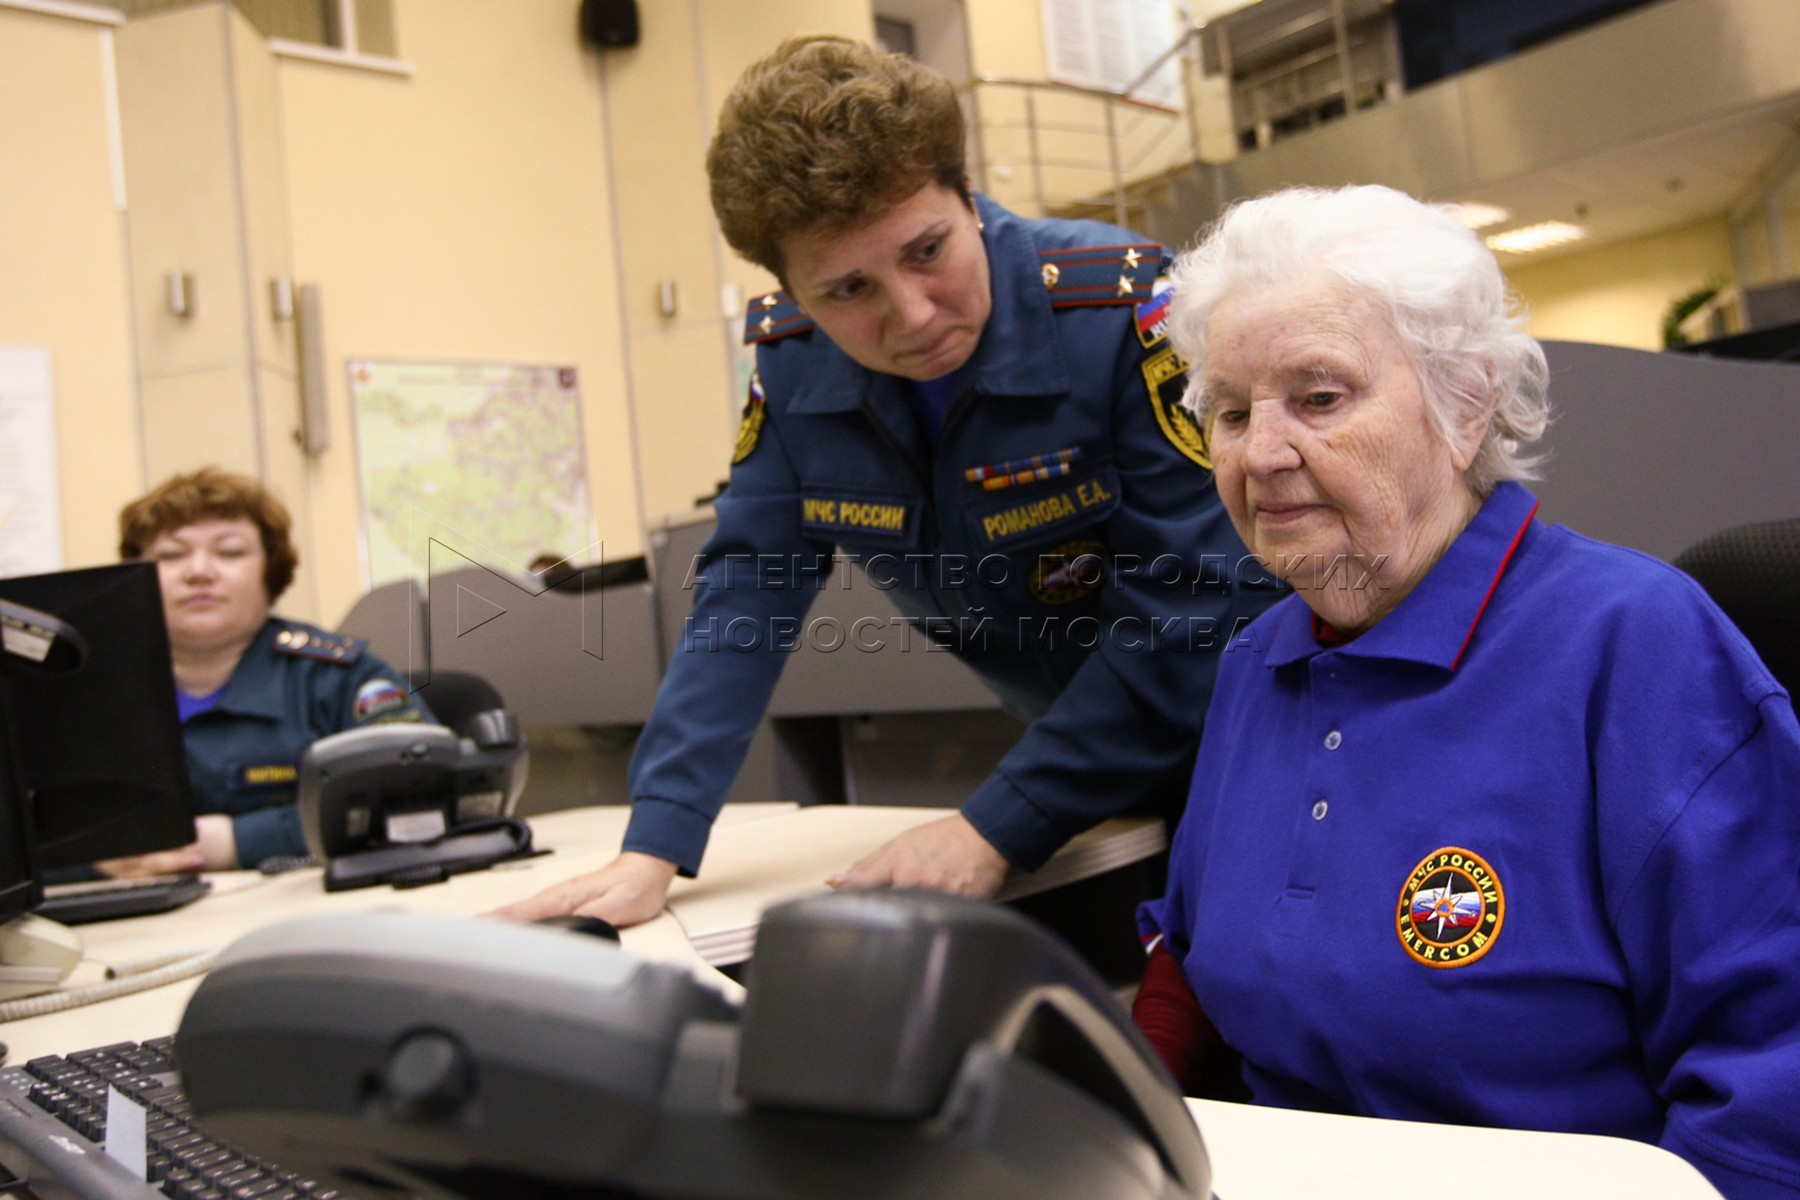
<box><xmin>177</xmin><ymin>891</ymin><xmax>1212</xmax><ymax>1199</ymax></box>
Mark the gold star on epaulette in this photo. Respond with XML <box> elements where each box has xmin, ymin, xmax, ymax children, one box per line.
<box><xmin>1117</xmin><ymin>274</ymin><xmax>1134</xmax><ymax>297</ymax></box>
<box><xmin>1042</xmin><ymin>263</ymin><xmax>1061</xmax><ymax>288</ymax></box>
<box><xmin>759</xmin><ymin>315</ymin><xmax>775</xmax><ymax>335</ymax></box>
<box><xmin>761</xmin><ymin>294</ymin><xmax>779</xmax><ymax>308</ymax></box>
<box><xmin>1123</xmin><ymin>248</ymin><xmax>1142</xmax><ymax>269</ymax></box>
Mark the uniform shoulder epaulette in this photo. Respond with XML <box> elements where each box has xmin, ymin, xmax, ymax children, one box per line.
<box><xmin>743</xmin><ymin>290</ymin><xmax>815</xmax><ymax>345</ymax></box>
<box><xmin>1039</xmin><ymin>242</ymin><xmax>1165</xmax><ymax>309</ymax></box>
<box><xmin>272</xmin><ymin>623</ymin><xmax>365</xmax><ymax>665</ymax></box>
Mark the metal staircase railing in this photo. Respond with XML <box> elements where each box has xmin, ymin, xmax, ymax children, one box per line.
<box><xmin>958</xmin><ymin>21</ymin><xmax>1209</xmax><ymax>226</ymax></box>
<box><xmin>959</xmin><ymin>0</ymin><xmax>1400</xmax><ymax>228</ymax></box>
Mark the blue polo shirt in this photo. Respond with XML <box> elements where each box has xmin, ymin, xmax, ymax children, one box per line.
<box><xmin>1143</xmin><ymin>482</ymin><xmax>1800</xmax><ymax>1200</ymax></box>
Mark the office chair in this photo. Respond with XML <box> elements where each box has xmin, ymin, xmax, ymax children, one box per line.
<box><xmin>419</xmin><ymin>669</ymin><xmax>507</xmax><ymax>736</ymax></box>
<box><xmin>1674</xmin><ymin>517</ymin><xmax>1800</xmax><ymax>707</ymax></box>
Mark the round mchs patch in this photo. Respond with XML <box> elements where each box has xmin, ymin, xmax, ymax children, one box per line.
<box><xmin>1396</xmin><ymin>847</ymin><xmax>1505</xmax><ymax>969</ymax></box>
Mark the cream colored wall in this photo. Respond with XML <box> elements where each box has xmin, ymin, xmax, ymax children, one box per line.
<box><xmin>0</xmin><ymin>8</ymin><xmax>141</xmax><ymax>570</ymax></box>
<box><xmin>1505</xmin><ymin>217</ymin><xmax>1733</xmax><ymax>351</ymax></box>
<box><xmin>277</xmin><ymin>0</ymin><xmax>637</xmax><ymax>627</ymax></box>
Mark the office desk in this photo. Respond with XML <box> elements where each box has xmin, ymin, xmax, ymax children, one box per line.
<box><xmin>2</xmin><ymin>804</ymin><xmax>1163</xmax><ymax>1062</ymax></box>
<box><xmin>663</xmin><ymin>805</ymin><xmax>1167</xmax><ymax>965</ymax></box>
<box><xmin>1190</xmin><ymin>1098</ymin><xmax>1722</xmax><ymax>1198</ymax></box>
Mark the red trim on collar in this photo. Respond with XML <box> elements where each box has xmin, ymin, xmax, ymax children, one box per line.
<box><xmin>1310</xmin><ymin>613</ymin><xmax>1352</xmax><ymax>647</ymax></box>
<box><xmin>1450</xmin><ymin>499</ymin><xmax>1539</xmax><ymax>670</ymax></box>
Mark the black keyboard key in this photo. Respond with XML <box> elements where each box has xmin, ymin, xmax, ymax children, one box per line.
<box><xmin>25</xmin><ymin>1055</ymin><xmax>71</xmax><ymax>1083</ymax></box>
<box><xmin>159</xmin><ymin>1130</ymin><xmax>207</xmax><ymax>1155</ymax></box>
<box><xmin>187</xmin><ymin>1148</ymin><xmax>238</xmax><ymax>1174</ymax></box>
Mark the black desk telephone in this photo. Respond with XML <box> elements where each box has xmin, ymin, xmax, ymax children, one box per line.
<box><xmin>175</xmin><ymin>891</ymin><xmax>1213</xmax><ymax>1200</ymax></box>
<box><xmin>296</xmin><ymin>714</ymin><xmax>531</xmax><ymax>891</ymax></box>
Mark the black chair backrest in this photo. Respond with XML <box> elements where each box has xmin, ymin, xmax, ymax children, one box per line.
<box><xmin>421</xmin><ymin>670</ymin><xmax>507</xmax><ymax>736</ymax></box>
<box><xmin>1674</xmin><ymin>517</ymin><xmax>1800</xmax><ymax>707</ymax></box>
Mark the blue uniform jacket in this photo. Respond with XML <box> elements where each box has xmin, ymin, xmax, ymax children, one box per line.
<box><xmin>1142</xmin><ymin>482</ymin><xmax>1800</xmax><ymax>1200</ymax></box>
<box><xmin>624</xmin><ymin>195</ymin><xmax>1277</xmax><ymax>875</ymax></box>
<box><xmin>182</xmin><ymin>618</ymin><xmax>432</xmax><ymax>867</ymax></box>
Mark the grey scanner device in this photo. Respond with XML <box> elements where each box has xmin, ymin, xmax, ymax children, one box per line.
<box><xmin>175</xmin><ymin>892</ymin><xmax>1212</xmax><ymax>1200</ymax></box>
<box><xmin>296</xmin><ymin>716</ymin><xmax>531</xmax><ymax>891</ymax></box>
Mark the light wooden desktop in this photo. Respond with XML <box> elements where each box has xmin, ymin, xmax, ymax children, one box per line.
<box><xmin>1</xmin><ymin>803</ymin><xmax>1720</xmax><ymax>1200</ymax></box>
<box><xmin>2</xmin><ymin>803</ymin><xmax>1161</xmax><ymax>1061</ymax></box>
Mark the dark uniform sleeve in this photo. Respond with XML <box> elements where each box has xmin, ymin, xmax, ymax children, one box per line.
<box><xmin>622</xmin><ymin>372</ymin><xmax>832</xmax><ymax>875</ymax></box>
<box><xmin>961</xmin><ymin>270</ymin><xmax>1277</xmax><ymax>870</ymax></box>
<box><xmin>227</xmin><ymin>644</ymin><xmax>433</xmax><ymax>870</ymax></box>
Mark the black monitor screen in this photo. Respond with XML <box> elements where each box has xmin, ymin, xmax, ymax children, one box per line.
<box><xmin>0</xmin><ymin>563</ymin><xmax>193</xmax><ymax>870</ymax></box>
<box><xmin>0</xmin><ymin>675</ymin><xmax>38</xmax><ymax>922</ymax></box>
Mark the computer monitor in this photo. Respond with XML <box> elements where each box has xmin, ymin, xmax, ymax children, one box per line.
<box><xmin>1</xmin><ymin>594</ymin><xmax>92</xmax><ymax>920</ymax></box>
<box><xmin>0</xmin><ymin>671</ymin><xmax>39</xmax><ymax>924</ymax></box>
<box><xmin>0</xmin><ymin>564</ymin><xmax>194</xmax><ymax>869</ymax></box>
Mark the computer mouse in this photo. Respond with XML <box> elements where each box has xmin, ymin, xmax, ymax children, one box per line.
<box><xmin>532</xmin><ymin>914</ymin><xmax>621</xmax><ymax>943</ymax></box>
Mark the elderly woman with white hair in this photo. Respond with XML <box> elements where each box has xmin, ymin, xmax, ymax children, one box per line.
<box><xmin>1134</xmin><ymin>185</ymin><xmax>1800</xmax><ymax>1199</ymax></box>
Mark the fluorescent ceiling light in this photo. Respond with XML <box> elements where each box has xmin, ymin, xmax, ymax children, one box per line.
<box><xmin>1485</xmin><ymin>221</ymin><xmax>1588</xmax><ymax>255</ymax></box>
<box><xmin>1447</xmin><ymin>202</ymin><xmax>1509</xmax><ymax>230</ymax></box>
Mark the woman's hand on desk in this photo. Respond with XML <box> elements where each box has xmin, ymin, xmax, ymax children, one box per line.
<box><xmin>828</xmin><ymin>813</ymin><xmax>1010</xmax><ymax>898</ymax></box>
<box><xmin>94</xmin><ymin>814</ymin><xmax>238</xmax><ymax>877</ymax></box>
<box><xmin>488</xmin><ymin>851</ymin><xmax>678</xmax><ymax>929</ymax></box>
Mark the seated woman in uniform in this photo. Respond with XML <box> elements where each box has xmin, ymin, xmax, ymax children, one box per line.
<box><xmin>1133</xmin><ymin>185</ymin><xmax>1800</xmax><ymax>1198</ymax></box>
<box><xmin>100</xmin><ymin>467</ymin><xmax>432</xmax><ymax>876</ymax></box>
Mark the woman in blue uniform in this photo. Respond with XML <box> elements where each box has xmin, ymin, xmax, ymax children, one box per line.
<box><xmin>498</xmin><ymin>36</ymin><xmax>1273</xmax><ymax>928</ymax></box>
<box><xmin>100</xmin><ymin>467</ymin><xmax>432</xmax><ymax>875</ymax></box>
<box><xmin>1133</xmin><ymin>185</ymin><xmax>1800</xmax><ymax>1198</ymax></box>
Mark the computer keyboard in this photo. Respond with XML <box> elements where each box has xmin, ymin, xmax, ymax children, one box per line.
<box><xmin>0</xmin><ymin>1038</ymin><xmax>340</xmax><ymax>1200</ymax></box>
<box><xmin>34</xmin><ymin>877</ymin><xmax>212</xmax><ymax>926</ymax></box>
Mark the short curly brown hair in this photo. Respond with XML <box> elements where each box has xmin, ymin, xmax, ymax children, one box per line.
<box><xmin>707</xmin><ymin>35</ymin><xmax>971</xmax><ymax>281</ymax></box>
<box><xmin>118</xmin><ymin>467</ymin><xmax>299</xmax><ymax>602</ymax></box>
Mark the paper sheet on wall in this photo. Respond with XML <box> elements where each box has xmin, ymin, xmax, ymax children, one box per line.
<box><xmin>0</xmin><ymin>346</ymin><xmax>64</xmax><ymax>578</ymax></box>
<box><xmin>347</xmin><ymin>360</ymin><xmax>597</xmax><ymax>589</ymax></box>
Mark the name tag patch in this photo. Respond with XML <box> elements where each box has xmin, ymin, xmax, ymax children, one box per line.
<box><xmin>975</xmin><ymin>472</ymin><xmax>1118</xmax><ymax>547</ymax></box>
<box><xmin>236</xmin><ymin>763</ymin><xmax>297</xmax><ymax>789</ymax></box>
<box><xmin>799</xmin><ymin>494</ymin><xmax>913</xmax><ymax>540</ymax></box>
